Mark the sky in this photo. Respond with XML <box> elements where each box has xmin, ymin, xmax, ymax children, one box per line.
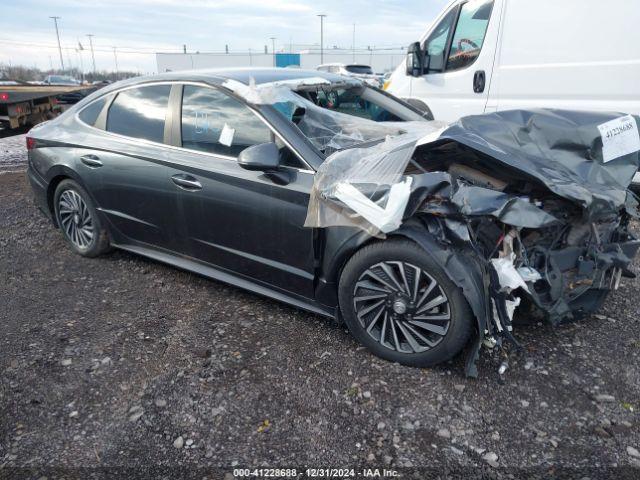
<box><xmin>0</xmin><ymin>0</ymin><xmax>449</xmax><ymax>74</ymax></box>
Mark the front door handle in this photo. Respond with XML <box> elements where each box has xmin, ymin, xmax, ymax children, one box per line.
<box><xmin>171</xmin><ymin>174</ymin><xmax>202</xmax><ymax>191</ymax></box>
<box><xmin>80</xmin><ymin>154</ymin><xmax>102</xmax><ymax>168</ymax></box>
<box><xmin>473</xmin><ymin>70</ymin><xmax>486</xmax><ymax>93</ymax></box>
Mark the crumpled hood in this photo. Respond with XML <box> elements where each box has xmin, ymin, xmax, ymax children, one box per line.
<box><xmin>305</xmin><ymin>109</ymin><xmax>640</xmax><ymax>236</ymax></box>
<box><xmin>437</xmin><ymin>109</ymin><xmax>640</xmax><ymax>218</ymax></box>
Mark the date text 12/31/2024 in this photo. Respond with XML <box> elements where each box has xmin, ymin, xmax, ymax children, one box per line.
<box><xmin>232</xmin><ymin>468</ymin><xmax>400</xmax><ymax>478</ymax></box>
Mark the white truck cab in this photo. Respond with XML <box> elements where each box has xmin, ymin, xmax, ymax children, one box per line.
<box><xmin>386</xmin><ymin>0</ymin><xmax>640</xmax><ymax>122</ymax></box>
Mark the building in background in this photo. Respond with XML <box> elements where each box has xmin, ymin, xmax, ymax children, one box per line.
<box><xmin>156</xmin><ymin>47</ymin><xmax>405</xmax><ymax>74</ymax></box>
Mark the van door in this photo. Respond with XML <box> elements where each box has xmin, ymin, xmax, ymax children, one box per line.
<box><xmin>410</xmin><ymin>0</ymin><xmax>500</xmax><ymax>122</ymax></box>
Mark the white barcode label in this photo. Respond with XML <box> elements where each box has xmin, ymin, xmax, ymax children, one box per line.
<box><xmin>219</xmin><ymin>123</ymin><xmax>235</xmax><ymax>147</ymax></box>
<box><xmin>597</xmin><ymin>115</ymin><xmax>640</xmax><ymax>163</ymax></box>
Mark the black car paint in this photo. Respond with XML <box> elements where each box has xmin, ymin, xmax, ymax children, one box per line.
<box><xmin>27</xmin><ymin>70</ymin><xmax>378</xmax><ymax>318</ymax></box>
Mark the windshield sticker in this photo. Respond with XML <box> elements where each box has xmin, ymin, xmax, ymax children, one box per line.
<box><xmin>597</xmin><ymin>114</ymin><xmax>640</xmax><ymax>162</ymax></box>
<box><xmin>219</xmin><ymin>123</ymin><xmax>235</xmax><ymax>147</ymax></box>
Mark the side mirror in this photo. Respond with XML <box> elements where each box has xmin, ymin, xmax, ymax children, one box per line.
<box><xmin>237</xmin><ymin>142</ymin><xmax>280</xmax><ymax>171</ymax></box>
<box><xmin>405</xmin><ymin>42</ymin><xmax>424</xmax><ymax>77</ymax></box>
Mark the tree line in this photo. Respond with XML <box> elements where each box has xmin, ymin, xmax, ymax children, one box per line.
<box><xmin>0</xmin><ymin>64</ymin><xmax>140</xmax><ymax>83</ymax></box>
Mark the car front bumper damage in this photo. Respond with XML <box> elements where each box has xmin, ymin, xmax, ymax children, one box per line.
<box><xmin>306</xmin><ymin>109</ymin><xmax>640</xmax><ymax>376</ymax></box>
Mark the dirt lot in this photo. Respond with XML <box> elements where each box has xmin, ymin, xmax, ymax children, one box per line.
<box><xmin>1</xmin><ymin>150</ymin><xmax>640</xmax><ymax>478</ymax></box>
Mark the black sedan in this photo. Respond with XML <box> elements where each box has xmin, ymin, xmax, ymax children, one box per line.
<box><xmin>26</xmin><ymin>68</ymin><xmax>640</xmax><ymax>375</ymax></box>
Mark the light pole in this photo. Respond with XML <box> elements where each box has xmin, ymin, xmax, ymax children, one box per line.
<box><xmin>49</xmin><ymin>16</ymin><xmax>64</xmax><ymax>71</ymax></box>
<box><xmin>270</xmin><ymin>37</ymin><xmax>276</xmax><ymax>67</ymax></box>
<box><xmin>317</xmin><ymin>14</ymin><xmax>327</xmax><ymax>64</ymax></box>
<box><xmin>112</xmin><ymin>47</ymin><xmax>119</xmax><ymax>80</ymax></box>
<box><xmin>352</xmin><ymin>23</ymin><xmax>356</xmax><ymax>62</ymax></box>
<box><xmin>87</xmin><ymin>34</ymin><xmax>96</xmax><ymax>73</ymax></box>
<box><xmin>76</xmin><ymin>41</ymin><xmax>85</xmax><ymax>83</ymax></box>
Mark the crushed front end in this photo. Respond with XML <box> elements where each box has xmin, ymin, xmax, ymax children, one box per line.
<box><xmin>306</xmin><ymin>109</ymin><xmax>640</xmax><ymax>376</ymax></box>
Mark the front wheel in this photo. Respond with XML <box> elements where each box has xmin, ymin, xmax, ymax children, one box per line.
<box><xmin>338</xmin><ymin>239</ymin><xmax>473</xmax><ymax>367</ymax></box>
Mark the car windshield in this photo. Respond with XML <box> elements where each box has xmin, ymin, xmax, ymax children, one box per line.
<box><xmin>271</xmin><ymin>84</ymin><xmax>425</xmax><ymax>154</ymax></box>
<box><xmin>345</xmin><ymin>65</ymin><xmax>374</xmax><ymax>75</ymax></box>
<box><xmin>223</xmin><ymin>77</ymin><xmax>431</xmax><ymax>155</ymax></box>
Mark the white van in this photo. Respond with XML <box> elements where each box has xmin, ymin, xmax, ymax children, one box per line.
<box><xmin>386</xmin><ymin>0</ymin><xmax>640</xmax><ymax>122</ymax></box>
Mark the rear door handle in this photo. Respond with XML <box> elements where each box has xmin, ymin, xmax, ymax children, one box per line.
<box><xmin>80</xmin><ymin>154</ymin><xmax>102</xmax><ymax>168</ymax></box>
<box><xmin>171</xmin><ymin>174</ymin><xmax>202</xmax><ymax>191</ymax></box>
<box><xmin>473</xmin><ymin>70</ymin><xmax>486</xmax><ymax>93</ymax></box>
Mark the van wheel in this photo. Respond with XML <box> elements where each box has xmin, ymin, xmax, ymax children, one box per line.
<box><xmin>339</xmin><ymin>239</ymin><xmax>472</xmax><ymax>367</ymax></box>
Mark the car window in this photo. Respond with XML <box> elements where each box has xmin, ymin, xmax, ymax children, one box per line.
<box><xmin>78</xmin><ymin>96</ymin><xmax>108</xmax><ymax>127</ymax></box>
<box><xmin>181</xmin><ymin>85</ymin><xmax>272</xmax><ymax>157</ymax></box>
<box><xmin>106</xmin><ymin>84</ymin><xmax>171</xmax><ymax>143</ymax></box>
<box><xmin>446</xmin><ymin>0</ymin><xmax>493</xmax><ymax>71</ymax></box>
<box><xmin>424</xmin><ymin>6</ymin><xmax>458</xmax><ymax>73</ymax></box>
<box><xmin>310</xmin><ymin>88</ymin><xmax>401</xmax><ymax>122</ymax></box>
<box><xmin>345</xmin><ymin>65</ymin><xmax>374</xmax><ymax>75</ymax></box>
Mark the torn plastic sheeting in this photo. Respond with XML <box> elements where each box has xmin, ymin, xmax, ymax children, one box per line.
<box><xmin>490</xmin><ymin>256</ymin><xmax>530</xmax><ymax>293</ymax></box>
<box><xmin>436</xmin><ymin>110</ymin><xmax>640</xmax><ymax>218</ymax></box>
<box><xmin>222</xmin><ymin>77</ymin><xmax>334</xmax><ymax>105</ymax></box>
<box><xmin>304</xmin><ymin>132</ymin><xmax>427</xmax><ymax>237</ymax></box>
<box><xmin>333</xmin><ymin>177</ymin><xmax>413</xmax><ymax>234</ymax></box>
<box><xmin>223</xmin><ymin>76</ymin><xmax>437</xmax><ymax>153</ymax></box>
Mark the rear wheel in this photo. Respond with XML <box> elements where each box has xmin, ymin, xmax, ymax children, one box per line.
<box><xmin>54</xmin><ymin>179</ymin><xmax>110</xmax><ymax>257</ymax></box>
<box><xmin>339</xmin><ymin>239</ymin><xmax>473</xmax><ymax>367</ymax></box>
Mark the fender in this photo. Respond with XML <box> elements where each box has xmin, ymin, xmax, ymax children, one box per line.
<box><xmin>44</xmin><ymin>164</ymin><xmax>100</xmax><ymax>227</ymax></box>
<box><xmin>314</xmin><ymin>227</ymin><xmax>375</xmax><ymax>309</ymax></box>
<box><xmin>391</xmin><ymin>218</ymin><xmax>489</xmax><ymax>378</ymax></box>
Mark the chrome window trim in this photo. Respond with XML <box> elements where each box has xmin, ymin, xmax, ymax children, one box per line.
<box><xmin>75</xmin><ymin>79</ymin><xmax>315</xmax><ymax>174</ymax></box>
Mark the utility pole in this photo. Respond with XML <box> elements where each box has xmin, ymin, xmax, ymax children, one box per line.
<box><xmin>317</xmin><ymin>14</ymin><xmax>327</xmax><ymax>64</ymax></box>
<box><xmin>112</xmin><ymin>47</ymin><xmax>119</xmax><ymax>80</ymax></box>
<box><xmin>87</xmin><ymin>34</ymin><xmax>96</xmax><ymax>73</ymax></box>
<box><xmin>76</xmin><ymin>40</ymin><xmax>85</xmax><ymax>83</ymax></box>
<box><xmin>270</xmin><ymin>37</ymin><xmax>276</xmax><ymax>67</ymax></box>
<box><xmin>49</xmin><ymin>16</ymin><xmax>64</xmax><ymax>71</ymax></box>
<box><xmin>352</xmin><ymin>24</ymin><xmax>356</xmax><ymax>62</ymax></box>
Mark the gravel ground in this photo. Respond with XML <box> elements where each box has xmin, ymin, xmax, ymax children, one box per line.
<box><xmin>0</xmin><ymin>133</ymin><xmax>27</xmax><ymax>174</ymax></box>
<box><xmin>1</xmin><ymin>138</ymin><xmax>639</xmax><ymax>478</ymax></box>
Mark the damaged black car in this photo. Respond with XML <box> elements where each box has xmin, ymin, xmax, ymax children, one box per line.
<box><xmin>26</xmin><ymin>69</ymin><xmax>640</xmax><ymax>376</ymax></box>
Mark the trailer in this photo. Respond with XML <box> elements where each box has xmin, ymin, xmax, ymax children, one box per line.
<box><xmin>0</xmin><ymin>81</ymin><xmax>96</xmax><ymax>130</ymax></box>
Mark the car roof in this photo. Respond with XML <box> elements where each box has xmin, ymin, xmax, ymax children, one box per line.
<box><xmin>102</xmin><ymin>68</ymin><xmax>349</xmax><ymax>92</ymax></box>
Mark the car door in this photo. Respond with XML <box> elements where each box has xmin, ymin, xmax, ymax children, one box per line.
<box><xmin>167</xmin><ymin>83</ymin><xmax>317</xmax><ymax>299</ymax></box>
<box><xmin>77</xmin><ymin>83</ymin><xmax>183</xmax><ymax>251</ymax></box>
<box><xmin>411</xmin><ymin>0</ymin><xmax>500</xmax><ymax>121</ymax></box>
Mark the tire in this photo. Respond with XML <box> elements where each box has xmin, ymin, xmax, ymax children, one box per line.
<box><xmin>338</xmin><ymin>239</ymin><xmax>473</xmax><ymax>367</ymax></box>
<box><xmin>53</xmin><ymin>179</ymin><xmax>110</xmax><ymax>257</ymax></box>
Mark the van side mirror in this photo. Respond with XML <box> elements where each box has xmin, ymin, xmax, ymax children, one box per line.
<box><xmin>405</xmin><ymin>42</ymin><xmax>425</xmax><ymax>77</ymax></box>
<box><xmin>237</xmin><ymin>142</ymin><xmax>281</xmax><ymax>171</ymax></box>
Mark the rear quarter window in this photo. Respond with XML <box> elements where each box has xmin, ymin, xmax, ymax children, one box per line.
<box><xmin>78</xmin><ymin>96</ymin><xmax>108</xmax><ymax>127</ymax></box>
<box><xmin>106</xmin><ymin>84</ymin><xmax>171</xmax><ymax>143</ymax></box>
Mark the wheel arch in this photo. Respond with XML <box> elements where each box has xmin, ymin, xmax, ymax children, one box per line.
<box><xmin>46</xmin><ymin>166</ymin><xmax>90</xmax><ymax>227</ymax></box>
